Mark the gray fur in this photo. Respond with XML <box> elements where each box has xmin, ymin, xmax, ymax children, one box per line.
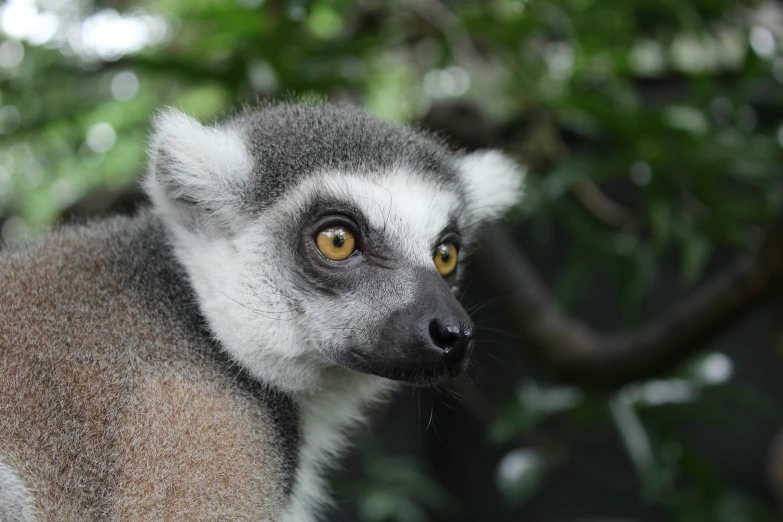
<box><xmin>234</xmin><ymin>103</ymin><xmax>461</xmax><ymax>207</ymax></box>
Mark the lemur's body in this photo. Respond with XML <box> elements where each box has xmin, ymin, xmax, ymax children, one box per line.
<box><xmin>1</xmin><ymin>214</ymin><xmax>304</xmax><ymax>521</ymax></box>
<box><xmin>0</xmin><ymin>103</ymin><xmax>523</xmax><ymax>521</ymax></box>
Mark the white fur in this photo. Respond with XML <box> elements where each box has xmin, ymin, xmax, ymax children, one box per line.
<box><xmin>458</xmin><ymin>150</ymin><xmax>525</xmax><ymax>226</ymax></box>
<box><xmin>280</xmin><ymin>373</ymin><xmax>394</xmax><ymax>522</ymax></box>
<box><xmin>144</xmin><ymin>108</ymin><xmax>253</xmax><ymax>231</ymax></box>
<box><xmin>0</xmin><ymin>460</ymin><xmax>37</xmax><ymax>522</ymax></box>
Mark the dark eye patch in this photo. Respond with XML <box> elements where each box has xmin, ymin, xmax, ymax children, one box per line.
<box><xmin>433</xmin><ymin>218</ymin><xmax>462</xmax><ymax>251</ymax></box>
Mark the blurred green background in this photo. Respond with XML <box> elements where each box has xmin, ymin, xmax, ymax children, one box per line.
<box><xmin>1</xmin><ymin>0</ymin><xmax>783</xmax><ymax>520</ymax></box>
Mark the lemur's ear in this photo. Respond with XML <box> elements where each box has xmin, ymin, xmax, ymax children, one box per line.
<box><xmin>457</xmin><ymin>150</ymin><xmax>525</xmax><ymax>226</ymax></box>
<box><xmin>144</xmin><ymin>108</ymin><xmax>252</xmax><ymax>231</ymax></box>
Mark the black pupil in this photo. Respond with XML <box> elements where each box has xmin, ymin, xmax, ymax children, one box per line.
<box><xmin>332</xmin><ymin>233</ymin><xmax>345</xmax><ymax>248</ymax></box>
<box><xmin>440</xmin><ymin>246</ymin><xmax>450</xmax><ymax>262</ymax></box>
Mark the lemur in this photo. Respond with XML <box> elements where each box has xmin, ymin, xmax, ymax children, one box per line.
<box><xmin>0</xmin><ymin>102</ymin><xmax>523</xmax><ymax>521</ymax></box>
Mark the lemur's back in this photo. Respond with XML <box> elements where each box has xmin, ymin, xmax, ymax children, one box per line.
<box><xmin>0</xmin><ymin>212</ymin><xmax>299</xmax><ymax>521</ymax></box>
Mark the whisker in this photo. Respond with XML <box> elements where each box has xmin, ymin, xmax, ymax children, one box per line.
<box><xmin>218</xmin><ymin>291</ymin><xmax>302</xmax><ymax>321</ymax></box>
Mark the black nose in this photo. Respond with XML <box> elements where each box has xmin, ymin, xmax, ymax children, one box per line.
<box><xmin>428</xmin><ymin>318</ymin><xmax>474</xmax><ymax>364</ymax></box>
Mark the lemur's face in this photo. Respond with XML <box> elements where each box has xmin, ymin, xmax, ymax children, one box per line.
<box><xmin>146</xmin><ymin>104</ymin><xmax>523</xmax><ymax>392</ymax></box>
<box><xmin>271</xmin><ymin>170</ymin><xmax>474</xmax><ymax>385</ymax></box>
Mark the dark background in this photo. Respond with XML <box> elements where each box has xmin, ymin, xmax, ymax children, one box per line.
<box><xmin>1</xmin><ymin>0</ymin><xmax>782</xmax><ymax>520</ymax></box>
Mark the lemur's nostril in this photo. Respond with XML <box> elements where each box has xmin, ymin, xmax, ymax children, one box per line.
<box><xmin>428</xmin><ymin>318</ymin><xmax>462</xmax><ymax>352</ymax></box>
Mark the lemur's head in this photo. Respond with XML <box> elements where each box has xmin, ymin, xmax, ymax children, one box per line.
<box><xmin>145</xmin><ymin>103</ymin><xmax>523</xmax><ymax>393</ymax></box>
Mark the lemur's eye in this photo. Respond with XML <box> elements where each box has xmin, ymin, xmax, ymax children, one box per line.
<box><xmin>433</xmin><ymin>243</ymin><xmax>458</xmax><ymax>276</ymax></box>
<box><xmin>315</xmin><ymin>227</ymin><xmax>356</xmax><ymax>261</ymax></box>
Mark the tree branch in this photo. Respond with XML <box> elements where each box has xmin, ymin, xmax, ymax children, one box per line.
<box><xmin>475</xmin><ymin>214</ymin><xmax>783</xmax><ymax>389</ymax></box>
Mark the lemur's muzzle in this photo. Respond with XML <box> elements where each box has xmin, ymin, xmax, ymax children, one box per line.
<box><xmin>343</xmin><ymin>268</ymin><xmax>475</xmax><ymax>385</ymax></box>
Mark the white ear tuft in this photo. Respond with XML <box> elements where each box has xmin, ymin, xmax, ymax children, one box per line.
<box><xmin>144</xmin><ymin>108</ymin><xmax>252</xmax><ymax>230</ymax></box>
<box><xmin>458</xmin><ymin>150</ymin><xmax>525</xmax><ymax>225</ymax></box>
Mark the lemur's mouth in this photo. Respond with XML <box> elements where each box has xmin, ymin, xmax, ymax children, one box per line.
<box><xmin>341</xmin><ymin>335</ymin><xmax>474</xmax><ymax>386</ymax></box>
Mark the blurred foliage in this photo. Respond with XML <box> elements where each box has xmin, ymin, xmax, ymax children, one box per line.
<box><xmin>337</xmin><ymin>442</ymin><xmax>457</xmax><ymax>522</ymax></box>
<box><xmin>2</xmin><ymin>0</ymin><xmax>783</xmax><ymax>520</ymax></box>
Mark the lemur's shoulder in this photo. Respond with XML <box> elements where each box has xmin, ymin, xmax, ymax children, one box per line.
<box><xmin>1</xmin><ymin>212</ymin><xmax>221</xmax><ymax>366</ymax></box>
<box><xmin>0</xmin><ymin>213</ymin><xmax>300</xmax><ymax>521</ymax></box>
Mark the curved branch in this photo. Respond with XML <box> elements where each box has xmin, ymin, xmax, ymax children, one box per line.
<box><xmin>573</xmin><ymin>178</ymin><xmax>637</xmax><ymax>229</ymax></box>
<box><xmin>476</xmin><ymin>214</ymin><xmax>783</xmax><ymax>389</ymax></box>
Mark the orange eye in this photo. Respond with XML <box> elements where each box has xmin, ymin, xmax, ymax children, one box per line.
<box><xmin>433</xmin><ymin>243</ymin><xmax>458</xmax><ymax>276</ymax></box>
<box><xmin>315</xmin><ymin>227</ymin><xmax>356</xmax><ymax>261</ymax></box>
